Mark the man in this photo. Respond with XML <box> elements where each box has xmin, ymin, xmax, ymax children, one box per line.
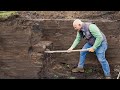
<box><xmin>68</xmin><ymin>19</ymin><xmax>111</xmax><ymax>79</ymax></box>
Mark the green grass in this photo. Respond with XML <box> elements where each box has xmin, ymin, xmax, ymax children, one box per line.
<box><xmin>0</xmin><ymin>11</ymin><xmax>18</xmax><ymax>19</ymax></box>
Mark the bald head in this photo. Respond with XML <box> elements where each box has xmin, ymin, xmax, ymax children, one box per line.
<box><xmin>73</xmin><ymin>19</ymin><xmax>83</xmax><ymax>26</ymax></box>
<box><xmin>73</xmin><ymin>19</ymin><xmax>83</xmax><ymax>31</ymax></box>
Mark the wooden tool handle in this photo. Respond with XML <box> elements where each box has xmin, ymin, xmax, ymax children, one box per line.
<box><xmin>44</xmin><ymin>49</ymin><xmax>89</xmax><ymax>53</ymax></box>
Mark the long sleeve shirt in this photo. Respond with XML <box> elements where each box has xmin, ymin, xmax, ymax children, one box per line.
<box><xmin>70</xmin><ymin>24</ymin><xmax>103</xmax><ymax>50</ymax></box>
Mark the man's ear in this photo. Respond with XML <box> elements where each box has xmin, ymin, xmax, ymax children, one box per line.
<box><xmin>79</xmin><ymin>24</ymin><xmax>81</xmax><ymax>26</ymax></box>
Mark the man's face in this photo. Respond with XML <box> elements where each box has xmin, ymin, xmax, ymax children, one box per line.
<box><xmin>73</xmin><ymin>24</ymin><xmax>81</xmax><ymax>31</ymax></box>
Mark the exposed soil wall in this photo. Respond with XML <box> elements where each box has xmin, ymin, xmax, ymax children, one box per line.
<box><xmin>0</xmin><ymin>17</ymin><xmax>52</xmax><ymax>79</ymax></box>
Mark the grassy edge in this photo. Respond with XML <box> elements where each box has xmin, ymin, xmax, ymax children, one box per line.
<box><xmin>0</xmin><ymin>11</ymin><xmax>18</xmax><ymax>19</ymax></box>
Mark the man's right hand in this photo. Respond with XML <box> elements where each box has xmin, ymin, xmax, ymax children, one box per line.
<box><xmin>67</xmin><ymin>47</ymin><xmax>73</xmax><ymax>53</ymax></box>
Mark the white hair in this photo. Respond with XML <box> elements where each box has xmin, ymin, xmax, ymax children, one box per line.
<box><xmin>73</xmin><ymin>19</ymin><xmax>83</xmax><ymax>25</ymax></box>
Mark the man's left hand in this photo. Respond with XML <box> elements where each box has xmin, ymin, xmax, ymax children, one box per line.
<box><xmin>88</xmin><ymin>48</ymin><xmax>95</xmax><ymax>52</ymax></box>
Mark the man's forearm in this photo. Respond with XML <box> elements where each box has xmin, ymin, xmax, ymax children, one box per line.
<box><xmin>70</xmin><ymin>32</ymin><xmax>81</xmax><ymax>49</ymax></box>
<box><xmin>89</xmin><ymin>24</ymin><xmax>103</xmax><ymax>50</ymax></box>
<box><xmin>92</xmin><ymin>37</ymin><xmax>103</xmax><ymax>50</ymax></box>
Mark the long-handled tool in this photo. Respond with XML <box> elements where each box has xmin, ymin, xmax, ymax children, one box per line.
<box><xmin>44</xmin><ymin>49</ymin><xmax>89</xmax><ymax>53</ymax></box>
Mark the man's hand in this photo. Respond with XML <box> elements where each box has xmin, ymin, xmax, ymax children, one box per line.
<box><xmin>67</xmin><ymin>47</ymin><xmax>73</xmax><ymax>53</ymax></box>
<box><xmin>88</xmin><ymin>48</ymin><xmax>95</xmax><ymax>52</ymax></box>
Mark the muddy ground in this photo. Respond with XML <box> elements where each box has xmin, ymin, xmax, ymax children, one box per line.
<box><xmin>0</xmin><ymin>11</ymin><xmax>120</xmax><ymax>79</ymax></box>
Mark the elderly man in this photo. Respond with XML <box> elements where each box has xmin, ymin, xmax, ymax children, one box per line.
<box><xmin>68</xmin><ymin>19</ymin><xmax>111</xmax><ymax>79</ymax></box>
